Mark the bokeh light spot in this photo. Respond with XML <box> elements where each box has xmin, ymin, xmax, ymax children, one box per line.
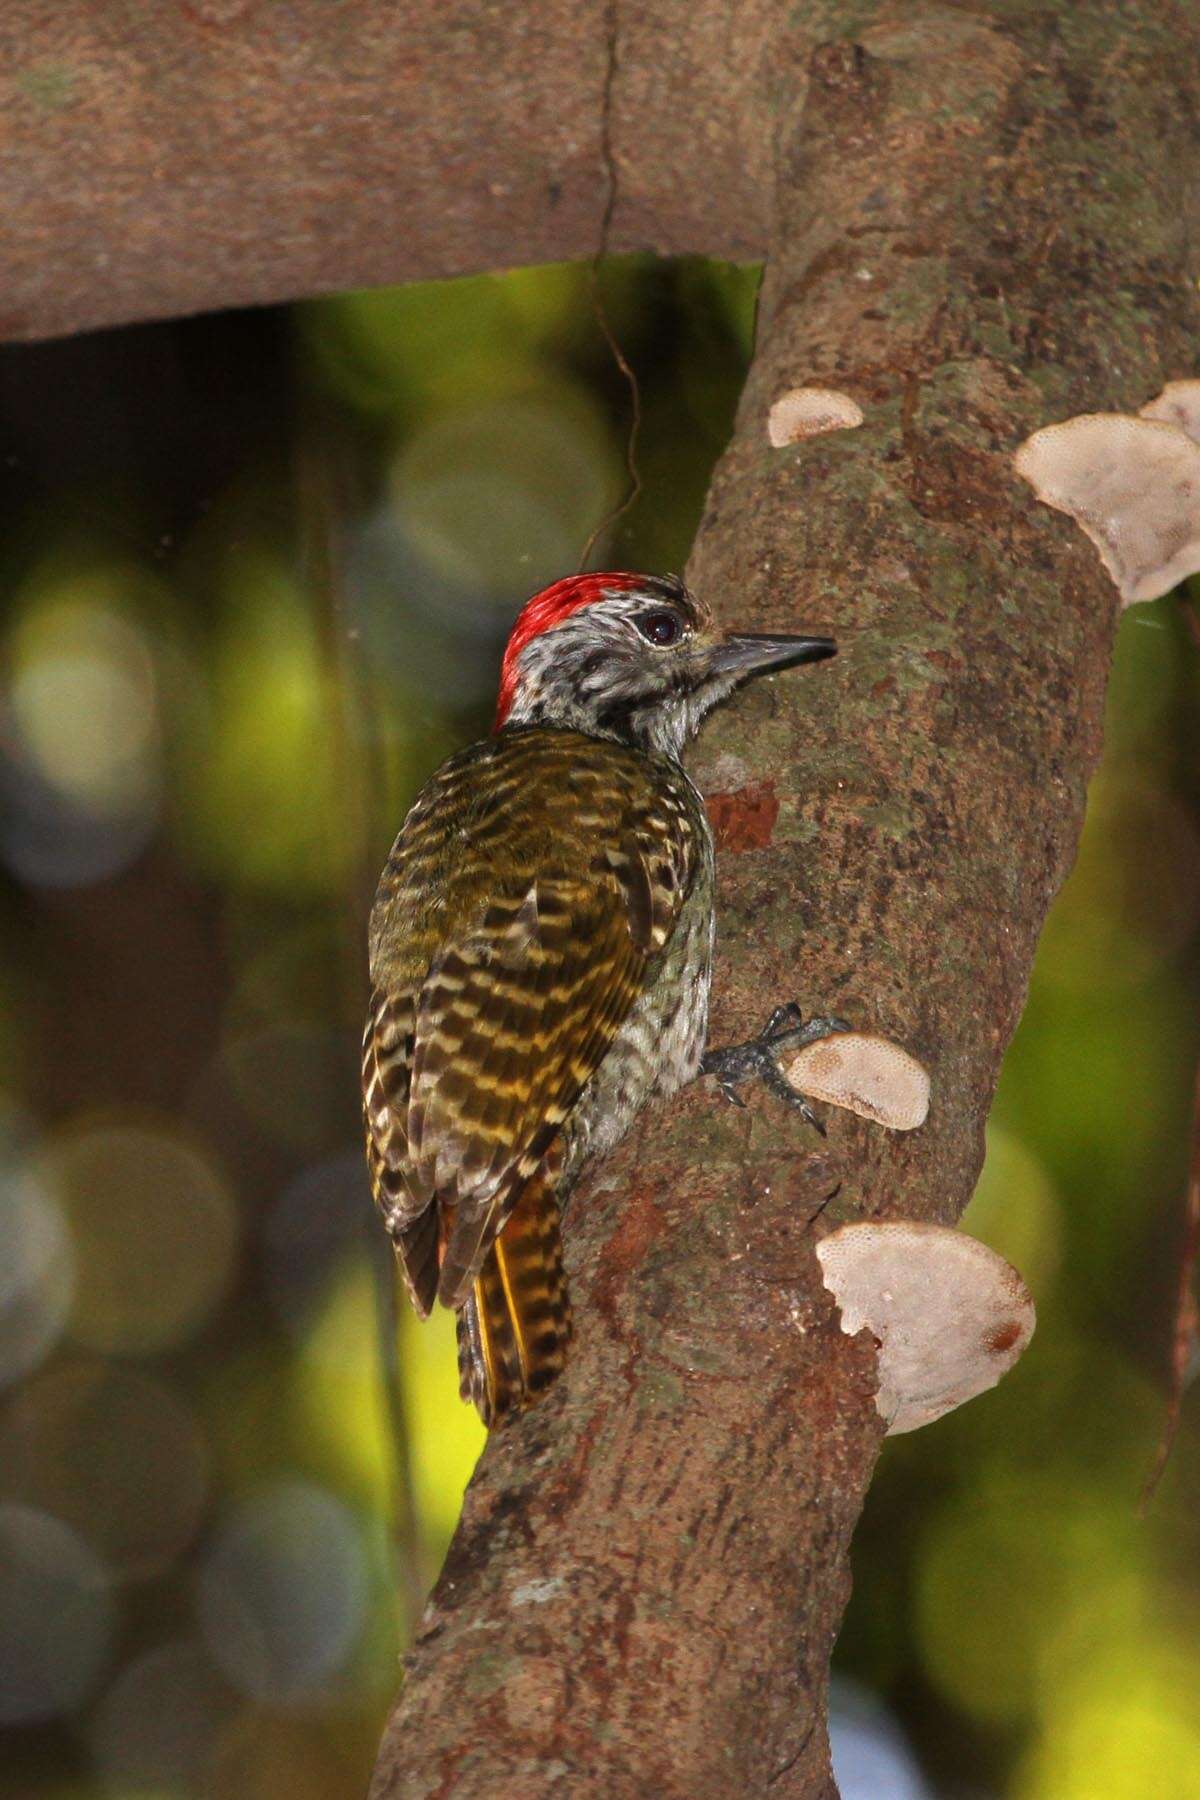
<box><xmin>401</xmin><ymin>1303</ymin><xmax>485</xmax><ymax>1557</ymax></box>
<box><xmin>1</xmin><ymin>570</ymin><xmax>171</xmax><ymax>888</ymax></box>
<box><xmin>88</xmin><ymin>1637</ymin><xmax>235</xmax><ymax>1795</ymax></box>
<box><xmin>915</xmin><ymin>1471</ymin><xmax>1142</xmax><ymax>1724</ymax></box>
<box><xmin>829</xmin><ymin>1677</ymin><xmax>934</xmax><ymax>1800</ymax></box>
<box><xmin>179</xmin><ymin>549</ymin><xmax>350</xmax><ymax>896</ymax></box>
<box><xmin>38</xmin><ymin>1119</ymin><xmax>238</xmax><ymax>1356</ymax></box>
<box><xmin>10</xmin><ymin>601</ymin><xmax>160</xmax><ymax>813</ymax></box>
<box><xmin>0</xmin><ymin>1502</ymin><xmax>115</xmax><ymax>1723</ymax></box>
<box><xmin>390</xmin><ymin>390</ymin><xmax>617</xmax><ymax>595</ymax></box>
<box><xmin>962</xmin><ymin>1122</ymin><xmax>1063</xmax><ymax>1295</ymax></box>
<box><xmin>0</xmin><ymin>1360</ymin><xmax>209</xmax><ymax>1578</ymax></box>
<box><xmin>0</xmin><ymin>1157</ymin><xmax>75</xmax><ymax>1390</ymax></box>
<box><xmin>303</xmin><ymin>266</ymin><xmax>591</xmax><ymax>418</ymax></box>
<box><xmin>196</xmin><ymin>1481</ymin><xmax>370</xmax><ymax>1702</ymax></box>
<box><xmin>1015</xmin><ymin>1645</ymin><xmax>1200</xmax><ymax>1799</ymax></box>
<box><xmin>295</xmin><ymin>1252</ymin><xmax>396</xmax><ymax>1514</ymax></box>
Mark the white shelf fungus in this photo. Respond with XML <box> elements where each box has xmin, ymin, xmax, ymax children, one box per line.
<box><xmin>1139</xmin><ymin>380</ymin><xmax>1200</xmax><ymax>444</ymax></box>
<box><xmin>783</xmin><ymin>1032</ymin><xmax>930</xmax><ymax>1131</ymax></box>
<box><xmin>816</xmin><ymin>1221</ymin><xmax>1035</xmax><ymax>1434</ymax></box>
<box><xmin>1013</xmin><ymin>413</ymin><xmax>1200</xmax><ymax>605</ymax></box>
<box><xmin>768</xmin><ymin>387</ymin><xmax>864</xmax><ymax>447</ymax></box>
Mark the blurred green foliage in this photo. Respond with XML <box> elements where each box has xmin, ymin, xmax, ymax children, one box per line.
<box><xmin>0</xmin><ymin>255</ymin><xmax>1197</xmax><ymax>1800</ymax></box>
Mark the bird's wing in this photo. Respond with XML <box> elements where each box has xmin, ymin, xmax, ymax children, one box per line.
<box><xmin>411</xmin><ymin>842</ymin><xmax>665</xmax><ymax>1311</ymax></box>
<box><xmin>362</xmin><ymin>742</ymin><xmax>699</xmax><ymax>1315</ymax></box>
<box><xmin>362</xmin><ymin>986</ymin><xmax>436</xmax><ymax>1313</ymax></box>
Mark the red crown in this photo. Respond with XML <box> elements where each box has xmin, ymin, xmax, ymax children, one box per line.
<box><xmin>494</xmin><ymin>572</ymin><xmax>646</xmax><ymax>729</ymax></box>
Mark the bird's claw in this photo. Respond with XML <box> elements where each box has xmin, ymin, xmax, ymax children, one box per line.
<box><xmin>701</xmin><ymin>1003</ymin><xmax>850</xmax><ymax>1132</ymax></box>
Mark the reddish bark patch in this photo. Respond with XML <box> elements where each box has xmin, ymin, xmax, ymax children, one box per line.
<box><xmin>705</xmin><ymin>780</ymin><xmax>780</xmax><ymax>852</ymax></box>
<box><xmin>905</xmin><ymin>442</ymin><xmax>1012</xmax><ymax>527</ymax></box>
<box><xmin>590</xmin><ymin>1187</ymin><xmax>666</xmax><ymax>1329</ymax></box>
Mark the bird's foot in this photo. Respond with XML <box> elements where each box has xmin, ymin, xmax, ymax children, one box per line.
<box><xmin>701</xmin><ymin>1003</ymin><xmax>851</xmax><ymax>1135</ymax></box>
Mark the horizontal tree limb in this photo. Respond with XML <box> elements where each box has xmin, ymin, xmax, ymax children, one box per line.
<box><xmin>1</xmin><ymin>0</ymin><xmax>779</xmax><ymax>341</ymax></box>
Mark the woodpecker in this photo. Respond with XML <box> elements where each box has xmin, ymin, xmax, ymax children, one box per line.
<box><xmin>362</xmin><ymin>572</ymin><xmax>836</xmax><ymax>1426</ymax></box>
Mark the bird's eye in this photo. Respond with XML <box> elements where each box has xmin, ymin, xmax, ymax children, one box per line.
<box><xmin>637</xmin><ymin>609</ymin><xmax>683</xmax><ymax>647</ymax></box>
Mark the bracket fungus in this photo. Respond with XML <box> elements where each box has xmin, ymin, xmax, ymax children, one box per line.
<box><xmin>1013</xmin><ymin>412</ymin><xmax>1200</xmax><ymax>605</ymax></box>
<box><xmin>1139</xmin><ymin>380</ymin><xmax>1200</xmax><ymax>443</ymax></box>
<box><xmin>768</xmin><ymin>387</ymin><xmax>864</xmax><ymax>447</ymax></box>
<box><xmin>816</xmin><ymin>1221</ymin><xmax>1035</xmax><ymax>1434</ymax></box>
<box><xmin>783</xmin><ymin>1031</ymin><xmax>930</xmax><ymax>1131</ymax></box>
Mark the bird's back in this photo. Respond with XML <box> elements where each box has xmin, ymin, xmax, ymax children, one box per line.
<box><xmin>363</xmin><ymin>724</ymin><xmax>711</xmax><ymax>1419</ymax></box>
<box><xmin>368</xmin><ymin>725</ymin><xmax>707</xmax><ymax>1010</ymax></box>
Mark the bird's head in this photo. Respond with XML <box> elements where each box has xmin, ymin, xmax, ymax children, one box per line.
<box><xmin>494</xmin><ymin>572</ymin><xmax>836</xmax><ymax>760</ymax></box>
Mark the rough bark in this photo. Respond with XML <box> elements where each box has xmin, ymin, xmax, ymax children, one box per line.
<box><xmin>9</xmin><ymin>1</ymin><xmax>1198</xmax><ymax>1795</ymax></box>
<box><xmin>0</xmin><ymin>0</ymin><xmax>782</xmax><ymax>342</ymax></box>
<box><xmin>364</xmin><ymin>5</ymin><xmax>1200</xmax><ymax>1798</ymax></box>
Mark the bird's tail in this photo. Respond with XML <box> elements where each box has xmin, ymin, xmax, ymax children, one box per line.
<box><xmin>455</xmin><ymin>1167</ymin><xmax>572</xmax><ymax>1428</ymax></box>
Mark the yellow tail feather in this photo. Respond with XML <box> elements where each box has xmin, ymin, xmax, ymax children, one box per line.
<box><xmin>455</xmin><ymin>1170</ymin><xmax>572</xmax><ymax>1427</ymax></box>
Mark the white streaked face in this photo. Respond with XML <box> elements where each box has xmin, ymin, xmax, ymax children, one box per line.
<box><xmin>503</xmin><ymin>579</ymin><xmax>727</xmax><ymax>757</ymax></box>
<box><xmin>502</xmin><ymin>575</ymin><xmax>837</xmax><ymax>758</ymax></box>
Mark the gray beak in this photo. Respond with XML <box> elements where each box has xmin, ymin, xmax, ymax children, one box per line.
<box><xmin>709</xmin><ymin>632</ymin><xmax>837</xmax><ymax>680</ymax></box>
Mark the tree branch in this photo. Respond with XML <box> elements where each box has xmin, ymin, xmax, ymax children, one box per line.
<box><xmin>0</xmin><ymin>0</ymin><xmax>778</xmax><ymax>342</ymax></box>
<box><xmin>363</xmin><ymin>3</ymin><xmax>1200</xmax><ymax>1795</ymax></box>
